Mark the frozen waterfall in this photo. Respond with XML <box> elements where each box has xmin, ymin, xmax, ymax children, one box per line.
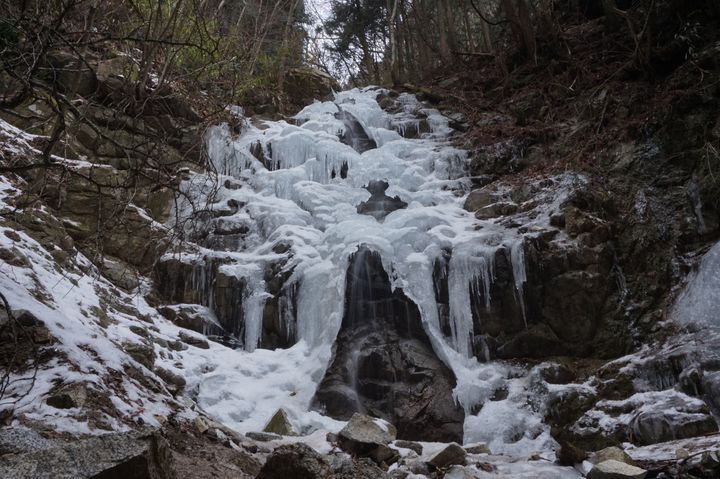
<box><xmin>174</xmin><ymin>87</ymin><xmax>559</xmax><ymax>456</ymax></box>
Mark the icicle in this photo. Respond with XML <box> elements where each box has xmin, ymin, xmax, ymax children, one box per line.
<box><xmin>448</xmin><ymin>245</ymin><xmax>497</xmax><ymax>357</ymax></box>
<box><xmin>510</xmin><ymin>240</ymin><xmax>528</xmax><ymax>328</ymax></box>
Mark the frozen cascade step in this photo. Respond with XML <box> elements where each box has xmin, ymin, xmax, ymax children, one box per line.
<box><xmin>170</xmin><ymin>87</ymin><xmax>563</xmax><ymax>455</ymax></box>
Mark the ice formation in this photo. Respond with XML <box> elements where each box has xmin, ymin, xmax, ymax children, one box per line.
<box><xmin>170</xmin><ymin>87</ymin><xmax>582</xmax><ymax>456</ymax></box>
<box><xmin>673</xmin><ymin>240</ymin><xmax>720</xmax><ymax>326</ymax></box>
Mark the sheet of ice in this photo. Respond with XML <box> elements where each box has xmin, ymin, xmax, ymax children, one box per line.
<box><xmin>672</xmin><ymin>240</ymin><xmax>720</xmax><ymax>326</ymax></box>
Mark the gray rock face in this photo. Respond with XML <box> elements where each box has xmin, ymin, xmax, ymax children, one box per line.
<box><xmin>256</xmin><ymin>443</ymin><xmax>334</xmax><ymax>479</ymax></box>
<box><xmin>587</xmin><ymin>459</ymin><xmax>648</xmax><ymax>479</ymax></box>
<box><xmin>0</xmin><ymin>432</ymin><xmax>173</xmax><ymax>479</ymax></box>
<box><xmin>313</xmin><ymin>247</ymin><xmax>464</xmax><ymax>443</ymax></box>
<box><xmin>356</xmin><ymin>180</ymin><xmax>408</xmax><ymax>221</ymax></box>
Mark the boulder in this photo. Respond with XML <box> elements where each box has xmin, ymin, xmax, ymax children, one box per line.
<box><xmin>427</xmin><ymin>443</ymin><xmax>467</xmax><ymax>469</ymax></box>
<box><xmin>0</xmin><ymin>432</ymin><xmax>173</xmax><ymax>479</ymax></box>
<box><xmin>590</xmin><ymin>447</ymin><xmax>636</xmax><ymax>466</ymax></box>
<box><xmin>314</xmin><ymin>248</ymin><xmax>464</xmax><ymax>443</ymax></box>
<box><xmin>256</xmin><ymin>443</ymin><xmax>334</xmax><ymax>479</ymax></box>
<box><xmin>587</xmin><ymin>460</ymin><xmax>647</xmax><ymax>479</ymax></box>
<box><xmin>263</xmin><ymin>408</ymin><xmax>296</xmax><ymax>436</ymax></box>
<box><xmin>338</xmin><ymin>413</ymin><xmax>397</xmax><ymax>451</ymax></box>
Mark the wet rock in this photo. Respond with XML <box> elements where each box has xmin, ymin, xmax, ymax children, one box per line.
<box><xmin>427</xmin><ymin>442</ymin><xmax>467</xmax><ymax>469</ymax></box>
<box><xmin>0</xmin><ymin>432</ymin><xmax>173</xmax><ymax>479</ymax></box>
<box><xmin>263</xmin><ymin>408</ymin><xmax>296</xmax><ymax>436</ymax></box>
<box><xmin>256</xmin><ymin>443</ymin><xmax>334</xmax><ymax>479</ymax></box>
<box><xmin>314</xmin><ymin>247</ymin><xmax>464</xmax><ymax>443</ymax></box>
<box><xmin>356</xmin><ymin>180</ymin><xmax>407</xmax><ymax>220</ymax></box>
<box><xmin>587</xmin><ymin>459</ymin><xmax>648</xmax><ymax>479</ymax></box>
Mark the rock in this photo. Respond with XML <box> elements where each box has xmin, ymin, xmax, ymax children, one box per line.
<box><xmin>463</xmin><ymin>188</ymin><xmax>496</xmax><ymax>212</ymax></box>
<box><xmin>338</xmin><ymin>413</ymin><xmax>397</xmax><ymax>450</ymax></box>
<box><xmin>263</xmin><ymin>408</ymin><xmax>296</xmax><ymax>436</ymax></box>
<box><xmin>587</xmin><ymin>459</ymin><xmax>648</xmax><ymax>479</ymax></box>
<box><xmin>246</xmin><ymin>431</ymin><xmax>282</xmax><ymax>442</ymax></box>
<box><xmin>394</xmin><ymin>440</ymin><xmax>423</xmax><ymax>455</ymax></box>
<box><xmin>283</xmin><ymin>68</ymin><xmax>340</xmax><ymax>111</ymax></box>
<box><xmin>444</xmin><ymin>465</ymin><xmax>480</xmax><ymax>479</ymax></box>
<box><xmin>0</xmin><ymin>432</ymin><xmax>173</xmax><ymax>479</ymax></box>
<box><xmin>154</xmin><ymin>366</ymin><xmax>186</xmax><ymax>393</ymax></box>
<box><xmin>0</xmin><ymin>426</ymin><xmax>54</xmax><ymax>455</ymax></box>
<box><xmin>427</xmin><ymin>442</ymin><xmax>467</xmax><ymax>469</ymax></box>
<box><xmin>366</xmin><ymin>443</ymin><xmax>400</xmax><ymax>465</ymax></box>
<box><xmin>590</xmin><ymin>447</ymin><xmax>636</xmax><ymax>466</ymax></box>
<box><xmin>556</xmin><ymin>440</ymin><xmax>587</xmax><ymax>466</ymax></box>
<box><xmin>194</xmin><ymin>416</ymin><xmax>209</xmax><ymax>434</ymax></box>
<box><xmin>464</xmin><ymin>443</ymin><xmax>491</xmax><ymax>455</ymax></box>
<box><xmin>157</xmin><ymin>304</ymin><xmax>225</xmax><ymax>337</ymax></box>
<box><xmin>356</xmin><ymin>180</ymin><xmax>407</xmax><ymax>220</ymax></box>
<box><xmin>256</xmin><ymin>443</ymin><xmax>334</xmax><ymax>479</ymax></box>
<box><xmin>178</xmin><ymin>331</ymin><xmax>210</xmax><ymax>349</ymax></box>
<box><xmin>332</xmin><ymin>456</ymin><xmax>387</xmax><ymax>479</ymax></box>
<box><xmin>123</xmin><ymin>341</ymin><xmax>156</xmax><ymax>369</ymax></box>
<box><xmin>46</xmin><ymin>383</ymin><xmax>88</xmax><ymax>410</ymax></box>
<box><xmin>315</xmin><ymin>247</ymin><xmax>464</xmax><ymax>443</ymax></box>
<box><xmin>100</xmin><ymin>256</ymin><xmax>139</xmax><ymax>290</ymax></box>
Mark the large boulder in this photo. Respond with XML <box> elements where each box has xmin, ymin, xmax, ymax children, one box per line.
<box><xmin>338</xmin><ymin>413</ymin><xmax>397</xmax><ymax>451</ymax></box>
<box><xmin>256</xmin><ymin>443</ymin><xmax>334</xmax><ymax>479</ymax></box>
<box><xmin>0</xmin><ymin>432</ymin><xmax>173</xmax><ymax>479</ymax></box>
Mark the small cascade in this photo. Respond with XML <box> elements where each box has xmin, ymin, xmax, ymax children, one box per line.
<box><xmin>313</xmin><ymin>246</ymin><xmax>465</xmax><ymax>442</ymax></box>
